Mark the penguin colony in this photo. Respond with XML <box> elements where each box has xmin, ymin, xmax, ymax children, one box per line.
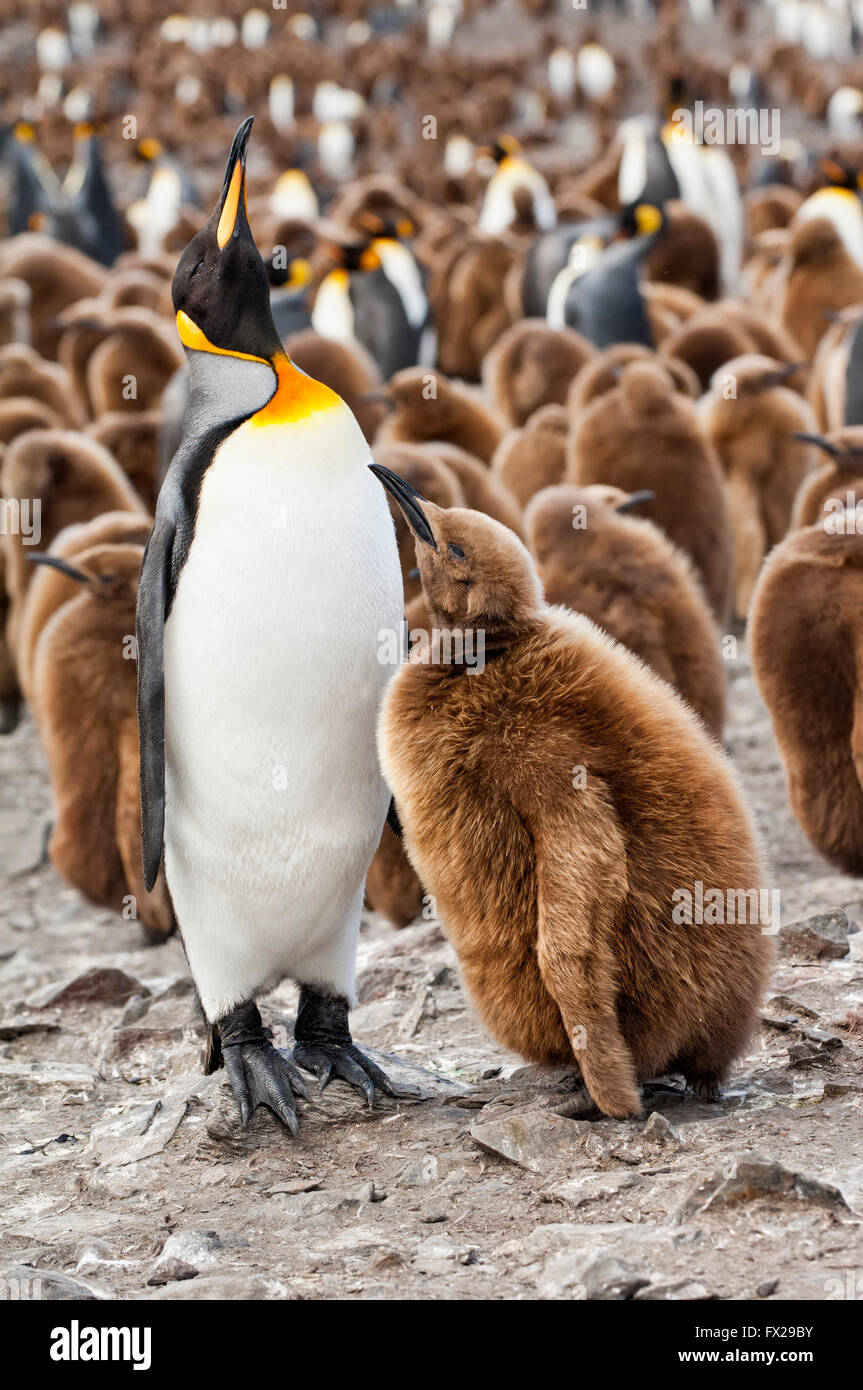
<box><xmin>2</xmin><ymin>0</ymin><xmax>863</xmax><ymax>1125</ymax></box>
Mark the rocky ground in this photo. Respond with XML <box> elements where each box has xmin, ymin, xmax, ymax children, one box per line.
<box><xmin>1</xmin><ymin>637</ymin><xmax>862</xmax><ymax>1302</ymax></box>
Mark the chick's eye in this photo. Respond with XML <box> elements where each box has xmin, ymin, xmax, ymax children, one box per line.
<box><xmin>448</xmin><ymin>543</ymin><xmax>466</xmax><ymax>559</ymax></box>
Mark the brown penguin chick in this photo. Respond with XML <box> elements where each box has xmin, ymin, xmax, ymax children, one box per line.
<box><xmin>743</xmin><ymin>227</ymin><xmax>790</xmax><ymax>310</ymax></box>
<box><xmin>31</xmin><ymin>543</ymin><xmax>174</xmax><ymax>938</ymax></box>
<box><xmin>428</xmin><ymin>443</ymin><xmax>525</xmax><ymax>538</ymax></box>
<box><xmin>0</xmin><ymin>345</ymin><xmax>85</xmax><ymax>428</ymax></box>
<box><xmin>1</xmin><ymin>429</ymin><xmax>147</xmax><ymax>664</ymax></box>
<box><xmin>644</xmin><ymin>201</ymin><xmax>721</xmax><ymax>300</ymax></box>
<box><xmin>87</xmin><ymin>411</ymin><xmax>162</xmax><ymax>512</ymax></box>
<box><xmin>375</xmin><ymin>495</ymin><xmax>771</xmax><ymax>1117</ymax></box>
<box><xmin>434</xmin><ymin>234</ymin><xmax>520</xmax><ymax>381</ymax></box>
<box><xmin>781</xmin><ymin>217</ymin><xmax>863</xmax><ymax>361</ymax></box>
<box><xmin>700</xmin><ymin>355</ymin><xmax>818</xmax><ymax>619</ymax></box>
<box><xmin>0</xmin><ymin>277</ymin><xmax>31</xmax><ymax>347</ymax></box>
<box><xmin>375</xmin><ymin>367</ymin><xmax>506</xmax><ymax>464</ymax></box>
<box><xmin>0</xmin><ymin>396</ymin><xmax>63</xmax><ymax>444</ymax></box>
<box><xmin>283</xmin><ymin>328</ymin><xmax>385</xmax><ymax>443</ymax></box>
<box><xmin>491</xmin><ymin>403</ymin><xmax>569</xmax><ymax>508</ymax></box>
<box><xmin>745</xmin><ymin>183</ymin><xmax>803</xmax><ymax>237</ymax></box>
<box><xmin>482</xmin><ymin>319</ymin><xmax>594</xmax><ymax>427</ymax></box>
<box><xmin>749</xmin><ymin>523</ymin><xmax>863</xmax><ymax>874</ymax></box>
<box><xmin>790</xmin><ymin>428</ymin><xmax>863</xmax><ymax>529</ymax></box>
<box><xmin>567</xmin><ymin>344</ymin><xmax>700</xmax><ymax>413</ymax></box>
<box><xmin>659</xmin><ymin>309</ymin><xmax>758</xmax><ymax>393</ymax></box>
<box><xmin>525</xmin><ymin>483</ymin><xmax>725</xmax><ymax>737</ymax></box>
<box><xmin>17</xmin><ymin>511</ymin><xmax>153</xmax><ymax>707</ymax></box>
<box><xmin>0</xmin><ymin>234</ymin><xmax>105</xmax><ymax>359</ymax></box>
<box><xmin>641</xmin><ymin>280</ymin><xmax>706</xmax><ymax>330</ymax></box>
<box><xmin>85</xmin><ymin>307</ymin><xmax>184</xmax><ymax>416</ymax></box>
<box><xmin>0</xmin><ymin>547</ymin><xmax>18</xmax><ymax>733</ymax></box>
<box><xmin>568</xmin><ymin>361</ymin><xmax>733</xmax><ymax>621</ymax></box>
<box><xmin>718</xmin><ymin>300</ymin><xmax>804</xmax><ymax>375</ymax></box>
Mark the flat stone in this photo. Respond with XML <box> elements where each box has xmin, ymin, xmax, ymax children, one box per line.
<box><xmin>545</xmin><ymin>1170</ymin><xmax>643</xmax><ymax>1209</ymax></box>
<box><xmin>778</xmin><ymin>911</ymin><xmax>850</xmax><ymax>961</ymax></box>
<box><xmin>90</xmin><ymin>1083</ymin><xmax>190</xmax><ymax>1169</ymax></box>
<box><xmin>635</xmin><ymin>1278</ymin><xmax>713</xmax><ymax>1300</ymax></box>
<box><xmin>148</xmin><ymin>1273</ymin><xmax>291</xmax><ymax>1300</ymax></box>
<box><xmin>148</xmin><ymin>1228</ymin><xmax>248</xmax><ymax>1285</ymax></box>
<box><xmin>412</xmin><ymin>1234</ymin><xmax>478</xmax><ymax>1272</ymax></box>
<box><xmin>469</xmin><ymin>1110</ymin><xmax>591</xmax><ymax>1173</ymax></box>
<box><xmin>0</xmin><ymin>1059</ymin><xmax>97</xmax><ymax>1085</ymax></box>
<box><xmin>676</xmin><ymin>1153</ymin><xmax>850</xmax><ymax>1219</ymax></box>
<box><xmin>0</xmin><ymin>1264</ymin><xmax>106</xmax><ymax>1300</ymax></box>
<box><xmin>28</xmin><ymin>967</ymin><xmax>150</xmax><ymax>1009</ymax></box>
<box><xmin>0</xmin><ymin>1014</ymin><xmax>60</xmax><ymax>1039</ymax></box>
<box><xmin>538</xmin><ymin>1248</ymin><xmax>649</xmax><ymax>1301</ymax></box>
<box><xmin>399</xmin><ymin>1154</ymin><xmax>439</xmax><ymax>1186</ymax></box>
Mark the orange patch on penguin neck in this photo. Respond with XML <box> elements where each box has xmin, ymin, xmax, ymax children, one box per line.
<box><xmin>251</xmin><ymin>352</ymin><xmax>341</xmax><ymax>426</ymax></box>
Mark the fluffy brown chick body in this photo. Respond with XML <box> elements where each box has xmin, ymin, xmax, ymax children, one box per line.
<box><xmin>526</xmin><ymin>484</ymin><xmax>725</xmax><ymax>736</ymax></box>
<box><xmin>568</xmin><ymin>361</ymin><xmax>733</xmax><ymax>621</ymax></box>
<box><xmin>18</xmin><ymin>511</ymin><xmax>153</xmax><ymax>706</ymax></box>
<box><xmin>491</xmin><ymin>403</ymin><xmax>569</xmax><ymax>508</ymax></box>
<box><xmin>700</xmin><ymin>355</ymin><xmax>818</xmax><ymax>619</ymax></box>
<box><xmin>378</xmin><ymin>503</ymin><xmax>771</xmax><ymax>1118</ymax></box>
<box><xmin>750</xmin><ymin>522</ymin><xmax>863</xmax><ymax>874</ymax></box>
<box><xmin>33</xmin><ymin>543</ymin><xmax>174</xmax><ymax>937</ymax></box>
<box><xmin>1</xmin><ymin>429</ymin><xmax>147</xmax><ymax>665</ymax></box>
<box><xmin>376</xmin><ymin>367</ymin><xmax>506</xmax><ymax>463</ymax></box>
<box><xmin>482</xmin><ymin>318</ymin><xmax>593</xmax><ymax>426</ymax></box>
<box><xmin>782</xmin><ymin>217</ymin><xmax>863</xmax><ymax>361</ymax></box>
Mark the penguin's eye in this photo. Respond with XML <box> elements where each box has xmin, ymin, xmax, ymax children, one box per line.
<box><xmin>448</xmin><ymin>543</ymin><xmax>466</xmax><ymax>559</ymax></box>
<box><xmin>189</xmin><ymin>258</ymin><xmax>205</xmax><ymax>278</ymax></box>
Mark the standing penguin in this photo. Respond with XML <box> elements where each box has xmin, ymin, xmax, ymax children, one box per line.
<box><xmin>311</xmin><ymin>238</ymin><xmax>421</xmax><ymax>382</ymax></box>
<box><xmin>136</xmin><ymin>119</ymin><xmax>408</xmax><ymax>1133</ymax></box>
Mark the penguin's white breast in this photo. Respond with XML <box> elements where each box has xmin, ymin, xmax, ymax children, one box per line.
<box><xmin>163</xmin><ymin>406</ymin><xmax>402</xmax><ymax>860</ymax></box>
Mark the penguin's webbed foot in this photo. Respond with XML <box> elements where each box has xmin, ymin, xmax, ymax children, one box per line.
<box><xmin>219</xmin><ymin>1000</ymin><xmax>309</xmax><ymax>1135</ymax></box>
<box><xmin>292</xmin><ymin>986</ymin><xmax>418</xmax><ymax>1107</ymax></box>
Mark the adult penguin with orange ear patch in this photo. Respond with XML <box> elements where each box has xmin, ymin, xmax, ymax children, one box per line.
<box><xmin>311</xmin><ymin>235</ymin><xmax>421</xmax><ymax>382</ymax></box>
<box><xmin>136</xmin><ymin>119</ymin><xmax>411</xmax><ymax>1136</ymax></box>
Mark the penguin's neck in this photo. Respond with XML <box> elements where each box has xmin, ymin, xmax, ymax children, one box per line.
<box><xmin>251</xmin><ymin>351</ymin><xmax>341</xmax><ymax>427</ymax></box>
<box><xmin>184</xmin><ymin>347</ymin><xmax>341</xmax><ymax>437</ymax></box>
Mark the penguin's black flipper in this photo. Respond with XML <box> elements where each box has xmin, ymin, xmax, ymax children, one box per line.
<box><xmin>136</xmin><ymin>514</ymin><xmax>175</xmax><ymax>893</ymax></box>
<box><xmin>293</xmin><ymin>987</ymin><xmax>420</xmax><ymax>1105</ymax></box>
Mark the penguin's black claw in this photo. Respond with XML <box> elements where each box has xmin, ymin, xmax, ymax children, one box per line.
<box><xmin>224</xmin><ymin>1042</ymin><xmax>308</xmax><ymax>1134</ymax></box>
<box><xmin>293</xmin><ymin>1040</ymin><xmax>399</xmax><ymax>1106</ymax></box>
<box><xmin>217</xmin><ymin>999</ymin><xmax>308</xmax><ymax>1135</ymax></box>
<box><xmin>293</xmin><ymin>985</ymin><xmax>420</xmax><ymax>1107</ymax></box>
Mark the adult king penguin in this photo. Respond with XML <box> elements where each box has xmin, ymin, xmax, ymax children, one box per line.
<box><xmin>136</xmin><ymin>118</ymin><xmax>410</xmax><ymax>1134</ymax></box>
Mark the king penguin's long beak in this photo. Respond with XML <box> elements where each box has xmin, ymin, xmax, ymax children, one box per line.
<box><xmin>26</xmin><ymin>553</ymin><xmax>91</xmax><ymax>584</ymax></box>
<box><xmin>216</xmin><ymin>115</ymin><xmax>254</xmax><ymax>248</ymax></box>
<box><xmin>369</xmin><ymin>463</ymin><xmax>438</xmax><ymax>549</ymax></box>
<box><xmin>616</xmin><ymin>490</ymin><xmax>656</xmax><ymax>513</ymax></box>
<box><xmin>792</xmin><ymin>433</ymin><xmax>838</xmax><ymax>457</ymax></box>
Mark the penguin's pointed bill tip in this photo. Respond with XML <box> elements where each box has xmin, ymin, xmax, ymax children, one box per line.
<box><xmin>615</xmin><ymin>489</ymin><xmax>656</xmax><ymax>513</ymax></box>
<box><xmin>26</xmin><ymin>552</ymin><xmax>91</xmax><ymax>583</ymax></box>
<box><xmin>217</xmin><ymin>116</ymin><xmax>254</xmax><ymax>249</ymax></box>
<box><xmin>369</xmin><ymin>462</ymin><xmax>437</xmax><ymax>550</ymax></box>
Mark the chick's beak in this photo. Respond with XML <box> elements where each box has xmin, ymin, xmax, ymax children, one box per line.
<box><xmin>369</xmin><ymin>463</ymin><xmax>438</xmax><ymax>550</ymax></box>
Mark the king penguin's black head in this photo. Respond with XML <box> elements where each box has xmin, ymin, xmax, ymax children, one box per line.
<box><xmin>172</xmin><ymin>117</ymin><xmax>282</xmax><ymax>363</ymax></box>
